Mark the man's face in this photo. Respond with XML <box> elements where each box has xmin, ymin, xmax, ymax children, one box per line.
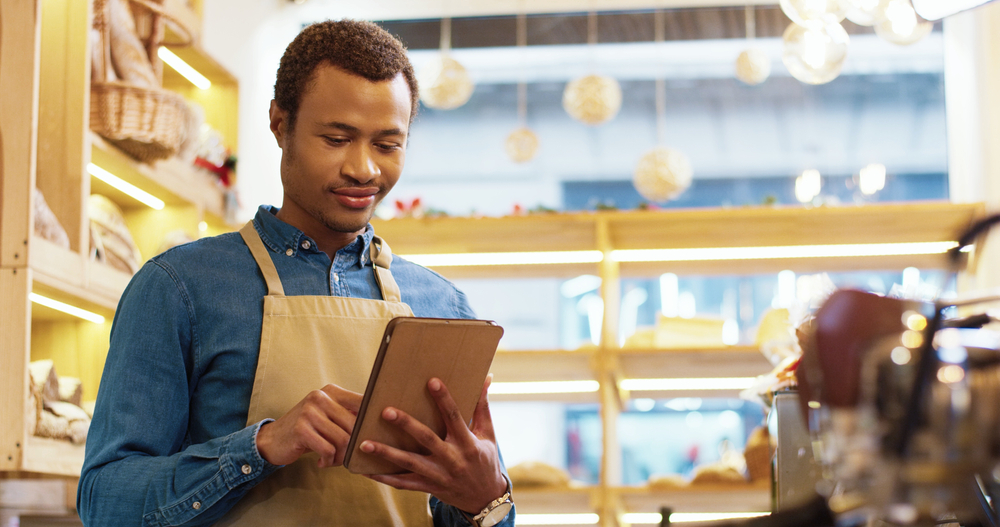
<box><xmin>270</xmin><ymin>64</ymin><xmax>411</xmax><ymax>237</ymax></box>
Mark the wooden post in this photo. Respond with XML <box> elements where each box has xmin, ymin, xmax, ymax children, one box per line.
<box><xmin>596</xmin><ymin>217</ymin><xmax>622</xmax><ymax>527</ymax></box>
<box><xmin>37</xmin><ymin>0</ymin><xmax>92</xmax><ymax>254</ymax></box>
<box><xmin>0</xmin><ymin>0</ymin><xmax>41</xmax><ymax>268</ymax></box>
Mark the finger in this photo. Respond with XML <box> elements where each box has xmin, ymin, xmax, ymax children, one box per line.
<box><xmin>300</xmin><ymin>404</ymin><xmax>353</xmax><ymax>467</ymax></box>
<box><xmin>366</xmin><ymin>472</ymin><xmax>442</xmax><ymax>495</ymax></box>
<box><xmin>427</xmin><ymin>378</ymin><xmax>474</xmax><ymax>444</ymax></box>
<box><xmin>359</xmin><ymin>439</ymin><xmax>448</xmax><ymax>483</ymax></box>
<box><xmin>381</xmin><ymin>406</ymin><xmax>447</xmax><ymax>453</ymax></box>
<box><xmin>322</xmin><ymin>384</ymin><xmax>363</xmax><ymax>415</ymax></box>
<box><xmin>470</xmin><ymin>374</ymin><xmax>497</xmax><ymax>440</ymax></box>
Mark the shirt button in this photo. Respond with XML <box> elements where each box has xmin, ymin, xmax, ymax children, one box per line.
<box><xmin>301</xmin><ymin>240</ymin><xmax>311</xmax><ymax>250</ymax></box>
<box><xmin>333</xmin><ymin>273</ymin><xmax>340</xmax><ymax>283</ymax></box>
<box><xmin>192</xmin><ymin>501</ymin><xmax>202</xmax><ymax>510</ymax></box>
<box><xmin>242</xmin><ymin>464</ymin><xmax>252</xmax><ymax>475</ymax></box>
<box><xmin>285</xmin><ymin>248</ymin><xmax>293</xmax><ymax>256</ymax></box>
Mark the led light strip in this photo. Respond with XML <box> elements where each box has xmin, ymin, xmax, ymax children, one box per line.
<box><xmin>30</xmin><ymin>293</ymin><xmax>105</xmax><ymax>324</ymax></box>
<box><xmin>515</xmin><ymin>512</ymin><xmax>770</xmax><ymax>525</ymax></box>
<box><xmin>620</xmin><ymin>377</ymin><xmax>756</xmax><ymax>391</ymax></box>
<box><xmin>489</xmin><ymin>380</ymin><xmax>600</xmax><ymax>395</ymax></box>
<box><xmin>158</xmin><ymin>47</ymin><xmax>211</xmax><ymax>89</ymax></box>
<box><xmin>87</xmin><ymin>163</ymin><xmax>165</xmax><ymax>210</ymax></box>
<box><xmin>611</xmin><ymin>241</ymin><xmax>958</xmax><ymax>262</ymax></box>
<box><xmin>402</xmin><ymin>250</ymin><xmax>602</xmax><ymax>267</ymax></box>
<box><xmin>401</xmin><ymin>241</ymin><xmax>958</xmax><ymax>267</ymax></box>
<box><xmin>624</xmin><ymin>512</ymin><xmax>770</xmax><ymax>524</ymax></box>
<box><xmin>516</xmin><ymin>513</ymin><xmax>599</xmax><ymax>525</ymax></box>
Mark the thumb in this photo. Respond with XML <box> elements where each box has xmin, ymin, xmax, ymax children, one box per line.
<box><xmin>470</xmin><ymin>374</ymin><xmax>496</xmax><ymax>440</ymax></box>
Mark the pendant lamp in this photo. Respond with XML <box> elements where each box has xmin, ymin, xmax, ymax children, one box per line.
<box><xmin>633</xmin><ymin>22</ymin><xmax>692</xmax><ymax>205</ymax></box>
<box><xmin>419</xmin><ymin>18</ymin><xmax>474</xmax><ymax>110</ymax></box>
<box><xmin>736</xmin><ymin>5</ymin><xmax>771</xmax><ymax>86</ymax></box>
<box><xmin>506</xmin><ymin>12</ymin><xmax>539</xmax><ymax>163</ymax></box>
<box><xmin>563</xmin><ymin>11</ymin><xmax>621</xmax><ymax>125</ymax></box>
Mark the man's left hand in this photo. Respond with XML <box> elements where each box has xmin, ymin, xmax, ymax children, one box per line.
<box><xmin>361</xmin><ymin>375</ymin><xmax>508</xmax><ymax>514</ymax></box>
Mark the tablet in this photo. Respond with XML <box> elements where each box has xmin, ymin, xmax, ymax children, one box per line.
<box><xmin>343</xmin><ymin>316</ymin><xmax>504</xmax><ymax>474</ymax></box>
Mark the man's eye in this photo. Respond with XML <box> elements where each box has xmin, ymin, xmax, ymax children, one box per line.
<box><xmin>324</xmin><ymin>137</ymin><xmax>348</xmax><ymax>146</ymax></box>
<box><xmin>376</xmin><ymin>143</ymin><xmax>401</xmax><ymax>152</ymax></box>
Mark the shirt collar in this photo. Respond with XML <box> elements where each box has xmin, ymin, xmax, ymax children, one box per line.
<box><xmin>253</xmin><ymin>205</ymin><xmax>374</xmax><ymax>266</ymax></box>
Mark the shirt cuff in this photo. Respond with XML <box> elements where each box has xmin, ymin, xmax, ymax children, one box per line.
<box><xmin>220</xmin><ymin>419</ymin><xmax>281</xmax><ymax>489</ymax></box>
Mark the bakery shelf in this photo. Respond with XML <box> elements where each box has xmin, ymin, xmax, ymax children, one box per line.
<box><xmin>373</xmin><ymin>201</ymin><xmax>984</xmax><ymax>280</ymax></box>
<box><xmin>89</xmin><ymin>132</ymin><xmax>229</xmax><ymax>223</ymax></box>
<box><xmin>614</xmin><ymin>482</ymin><xmax>771</xmax><ymax>513</ymax></box>
<box><xmin>20</xmin><ymin>437</ymin><xmax>84</xmax><ymax>478</ymax></box>
<box><xmin>618</xmin><ymin>346</ymin><xmax>773</xmax><ymax>399</ymax></box>
<box><xmin>511</xmin><ymin>483</ymin><xmax>771</xmax><ymax>515</ymax></box>
<box><xmin>29</xmin><ymin>236</ymin><xmax>128</xmax><ymax>314</ymax></box>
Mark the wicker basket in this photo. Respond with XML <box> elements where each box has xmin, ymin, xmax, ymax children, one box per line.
<box><xmin>90</xmin><ymin>0</ymin><xmax>192</xmax><ymax>162</ymax></box>
<box><xmin>91</xmin><ymin>81</ymin><xmax>189</xmax><ymax>162</ymax></box>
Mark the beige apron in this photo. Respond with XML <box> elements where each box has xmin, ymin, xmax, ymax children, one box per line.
<box><xmin>216</xmin><ymin>222</ymin><xmax>433</xmax><ymax>527</ymax></box>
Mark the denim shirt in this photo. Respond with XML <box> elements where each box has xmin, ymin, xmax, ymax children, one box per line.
<box><xmin>78</xmin><ymin>206</ymin><xmax>514</xmax><ymax>527</ymax></box>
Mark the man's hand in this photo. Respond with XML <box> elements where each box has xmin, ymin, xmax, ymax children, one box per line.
<box><xmin>255</xmin><ymin>384</ymin><xmax>362</xmax><ymax>468</ymax></box>
<box><xmin>361</xmin><ymin>375</ymin><xmax>508</xmax><ymax>514</ymax></box>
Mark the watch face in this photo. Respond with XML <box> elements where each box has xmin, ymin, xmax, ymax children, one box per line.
<box><xmin>481</xmin><ymin>501</ymin><xmax>512</xmax><ymax>527</ymax></box>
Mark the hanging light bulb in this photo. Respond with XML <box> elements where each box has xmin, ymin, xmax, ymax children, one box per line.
<box><xmin>874</xmin><ymin>0</ymin><xmax>932</xmax><ymax>45</ymax></box>
<box><xmin>845</xmin><ymin>0</ymin><xmax>890</xmax><ymax>25</ymax></box>
<box><xmin>858</xmin><ymin>163</ymin><xmax>886</xmax><ymax>195</ymax></box>
<box><xmin>779</xmin><ymin>0</ymin><xmax>850</xmax><ymax>28</ymax></box>
<box><xmin>419</xmin><ymin>18</ymin><xmax>475</xmax><ymax>110</ymax></box>
<box><xmin>795</xmin><ymin>169</ymin><xmax>822</xmax><ymax>203</ymax></box>
<box><xmin>735</xmin><ymin>6</ymin><xmax>771</xmax><ymax>86</ymax></box>
<box><xmin>782</xmin><ymin>22</ymin><xmax>850</xmax><ymax>85</ymax></box>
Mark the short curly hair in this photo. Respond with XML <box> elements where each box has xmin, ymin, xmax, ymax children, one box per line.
<box><xmin>274</xmin><ymin>19</ymin><xmax>419</xmax><ymax>128</ymax></box>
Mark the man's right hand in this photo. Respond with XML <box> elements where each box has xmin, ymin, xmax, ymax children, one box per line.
<box><xmin>255</xmin><ymin>384</ymin><xmax>362</xmax><ymax>468</ymax></box>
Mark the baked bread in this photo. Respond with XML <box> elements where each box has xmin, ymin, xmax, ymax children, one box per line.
<box><xmin>690</xmin><ymin>462</ymin><xmax>748</xmax><ymax>485</ymax></box>
<box><xmin>744</xmin><ymin>426</ymin><xmax>773</xmax><ymax>482</ymax></box>
<box><xmin>647</xmin><ymin>473</ymin><xmax>688</xmax><ymax>489</ymax></box>
<box><xmin>507</xmin><ymin>461</ymin><xmax>572</xmax><ymax>489</ymax></box>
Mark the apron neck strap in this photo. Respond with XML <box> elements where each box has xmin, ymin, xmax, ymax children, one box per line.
<box><xmin>371</xmin><ymin>236</ymin><xmax>402</xmax><ymax>303</ymax></box>
<box><xmin>240</xmin><ymin>221</ymin><xmax>285</xmax><ymax>296</ymax></box>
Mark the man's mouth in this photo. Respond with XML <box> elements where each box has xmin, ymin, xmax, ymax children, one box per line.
<box><xmin>332</xmin><ymin>187</ymin><xmax>379</xmax><ymax>210</ymax></box>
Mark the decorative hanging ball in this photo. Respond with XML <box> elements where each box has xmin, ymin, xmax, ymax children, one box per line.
<box><xmin>844</xmin><ymin>0</ymin><xmax>890</xmax><ymax>26</ymax></box>
<box><xmin>418</xmin><ymin>55</ymin><xmax>474</xmax><ymax>110</ymax></box>
<box><xmin>505</xmin><ymin>127</ymin><xmax>540</xmax><ymax>163</ymax></box>
<box><xmin>633</xmin><ymin>147</ymin><xmax>693</xmax><ymax>202</ymax></box>
<box><xmin>873</xmin><ymin>0</ymin><xmax>932</xmax><ymax>45</ymax></box>
<box><xmin>779</xmin><ymin>0</ymin><xmax>850</xmax><ymax>28</ymax></box>
<box><xmin>735</xmin><ymin>48</ymin><xmax>772</xmax><ymax>85</ymax></box>
<box><xmin>562</xmin><ymin>74</ymin><xmax>622</xmax><ymax>125</ymax></box>
<box><xmin>782</xmin><ymin>22</ymin><xmax>850</xmax><ymax>85</ymax></box>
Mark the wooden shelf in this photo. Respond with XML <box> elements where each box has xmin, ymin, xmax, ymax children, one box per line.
<box><xmin>20</xmin><ymin>437</ymin><xmax>84</xmax><ymax>478</ymax></box>
<box><xmin>372</xmin><ymin>202</ymin><xmax>985</xmax><ymax>279</ymax></box>
<box><xmin>512</xmin><ymin>482</ymin><xmax>771</xmax><ymax>514</ymax></box>
<box><xmin>29</xmin><ymin>236</ymin><xmax>129</xmax><ymax>314</ymax></box>
<box><xmin>488</xmin><ymin>346</ymin><xmax>773</xmax><ymax>402</ymax></box>
<box><xmin>89</xmin><ymin>132</ymin><xmax>229</xmax><ymax>222</ymax></box>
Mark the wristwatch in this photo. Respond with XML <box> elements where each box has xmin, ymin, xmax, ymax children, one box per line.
<box><xmin>468</xmin><ymin>477</ymin><xmax>513</xmax><ymax>527</ymax></box>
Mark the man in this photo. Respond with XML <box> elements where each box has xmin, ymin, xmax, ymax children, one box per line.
<box><xmin>78</xmin><ymin>20</ymin><xmax>514</xmax><ymax>527</ymax></box>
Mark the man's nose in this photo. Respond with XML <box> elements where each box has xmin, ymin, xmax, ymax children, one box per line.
<box><xmin>342</xmin><ymin>143</ymin><xmax>380</xmax><ymax>183</ymax></box>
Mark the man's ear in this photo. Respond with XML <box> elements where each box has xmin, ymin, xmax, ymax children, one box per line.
<box><xmin>269</xmin><ymin>100</ymin><xmax>288</xmax><ymax>147</ymax></box>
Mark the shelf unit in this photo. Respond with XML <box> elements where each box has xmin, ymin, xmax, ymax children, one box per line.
<box><xmin>1</xmin><ymin>0</ymin><xmax>238</xmax><ymax>492</ymax></box>
<box><xmin>371</xmin><ymin>201</ymin><xmax>984</xmax><ymax>525</ymax></box>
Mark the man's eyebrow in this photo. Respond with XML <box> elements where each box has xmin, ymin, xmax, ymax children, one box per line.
<box><xmin>319</xmin><ymin>121</ymin><xmax>406</xmax><ymax>137</ymax></box>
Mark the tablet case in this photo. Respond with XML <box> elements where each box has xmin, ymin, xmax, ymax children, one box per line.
<box><xmin>344</xmin><ymin>317</ymin><xmax>504</xmax><ymax>474</ymax></box>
